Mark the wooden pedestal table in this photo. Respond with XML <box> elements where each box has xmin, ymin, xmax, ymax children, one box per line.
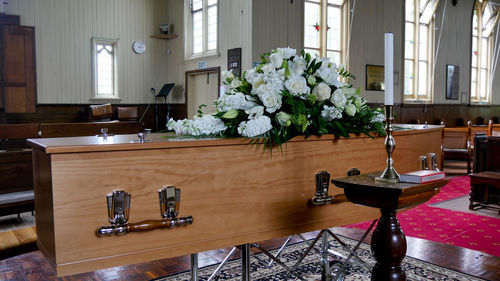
<box><xmin>332</xmin><ymin>174</ymin><xmax>448</xmax><ymax>281</ymax></box>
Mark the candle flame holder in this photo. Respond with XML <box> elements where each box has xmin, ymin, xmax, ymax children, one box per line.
<box><xmin>375</xmin><ymin>105</ymin><xmax>400</xmax><ymax>183</ymax></box>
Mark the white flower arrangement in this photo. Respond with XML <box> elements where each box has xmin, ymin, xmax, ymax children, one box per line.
<box><xmin>168</xmin><ymin>47</ymin><xmax>385</xmax><ymax>145</ymax></box>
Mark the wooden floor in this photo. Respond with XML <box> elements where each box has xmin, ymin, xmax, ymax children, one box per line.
<box><xmin>0</xmin><ymin>227</ymin><xmax>498</xmax><ymax>281</ymax></box>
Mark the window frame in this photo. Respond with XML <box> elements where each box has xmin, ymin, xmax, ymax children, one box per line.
<box><xmin>303</xmin><ymin>0</ymin><xmax>349</xmax><ymax>67</ymax></box>
<box><xmin>471</xmin><ymin>0</ymin><xmax>496</xmax><ymax>104</ymax></box>
<box><xmin>403</xmin><ymin>0</ymin><xmax>436</xmax><ymax>103</ymax></box>
<box><xmin>91</xmin><ymin>37</ymin><xmax>120</xmax><ymax>100</ymax></box>
<box><xmin>184</xmin><ymin>0</ymin><xmax>219</xmax><ymax>60</ymax></box>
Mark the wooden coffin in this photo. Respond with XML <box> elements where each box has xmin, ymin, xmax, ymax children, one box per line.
<box><xmin>27</xmin><ymin>125</ymin><xmax>443</xmax><ymax>276</ymax></box>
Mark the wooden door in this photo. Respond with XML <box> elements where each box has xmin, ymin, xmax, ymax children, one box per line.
<box><xmin>185</xmin><ymin>68</ymin><xmax>220</xmax><ymax>118</ymax></box>
<box><xmin>1</xmin><ymin>24</ymin><xmax>36</xmax><ymax>113</ymax></box>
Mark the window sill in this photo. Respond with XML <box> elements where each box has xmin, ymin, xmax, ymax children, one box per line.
<box><xmin>90</xmin><ymin>96</ymin><xmax>122</xmax><ymax>103</ymax></box>
<box><xmin>185</xmin><ymin>51</ymin><xmax>220</xmax><ymax>62</ymax></box>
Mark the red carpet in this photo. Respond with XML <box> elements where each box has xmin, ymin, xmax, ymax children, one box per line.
<box><xmin>346</xmin><ymin>176</ymin><xmax>500</xmax><ymax>257</ymax></box>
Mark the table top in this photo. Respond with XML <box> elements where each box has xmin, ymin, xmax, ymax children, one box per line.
<box><xmin>332</xmin><ymin>173</ymin><xmax>448</xmax><ymax>210</ymax></box>
<box><xmin>470</xmin><ymin>171</ymin><xmax>500</xmax><ymax>180</ymax></box>
<box><xmin>26</xmin><ymin>125</ymin><xmax>443</xmax><ymax>154</ymax></box>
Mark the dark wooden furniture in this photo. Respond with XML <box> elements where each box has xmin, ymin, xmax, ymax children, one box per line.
<box><xmin>0</xmin><ymin>150</ymin><xmax>34</xmax><ymax>217</ymax></box>
<box><xmin>332</xmin><ymin>173</ymin><xmax>448</xmax><ymax>281</ymax></box>
<box><xmin>0</xmin><ymin>121</ymin><xmax>143</xmax><ymax>219</ymax></box>
<box><xmin>0</xmin><ymin>14</ymin><xmax>37</xmax><ymax>113</ymax></box>
<box><xmin>469</xmin><ymin>135</ymin><xmax>500</xmax><ymax>212</ymax></box>
<box><xmin>442</xmin><ymin>121</ymin><xmax>472</xmax><ymax>174</ymax></box>
<box><xmin>469</xmin><ymin>172</ymin><xmax>500</xmax><ymax>214</ymax></box>
<box><xmin>88</xmin><ymin>104</ymin><xmax>113</xmax><ymax>121</ymax></box>
<box><xmin>116</xmin><ymin>107</ymin><xmax>138</xmax><ymax>121</ymax></box>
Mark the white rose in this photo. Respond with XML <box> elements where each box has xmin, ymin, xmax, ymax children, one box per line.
<box><xmin>261</xmin><ymin>63</ymin><xmax>275</xmax><ymax>74</ymax></box>
<box><xmin>245</xmin><ymin>105</ymin><xmax>264</xmax><ymax>120</ymax></box>
<box><xmin>260</xmin><ymin>91</ymin><xmax>282</xmax><ymax>113</ymax></box>
<box><xmin>269</xmin><ymin>52</ymin><xmax>284</xmax><ymax>68</ymax></box>
<box><xmin>330</xmin><ymin>89</ymin><xmax>347</xmax><ymax>109</ymax></box>
<box><xmin>285</xmin><ymin>75</ymin><xmax>310</xmax><ymax>97</ymax></box>
<box><xmin>312</xmin><ymin>82</ymin><xmax>331</xmax><ymax>102</ymax></box>
<box><xmin>277</xmin><ymin>47</ymin><xmax>297</xmax><ymax>59</ymax></box>
<box><xmin>345</xmin><ymin>103</ymin><xmax>356</xmax><ymax>116</ymax></box>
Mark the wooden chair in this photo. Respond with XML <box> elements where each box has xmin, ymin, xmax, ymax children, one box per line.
<box><xmin>469</xmin><ymin>135</ymin><xmax>500</xmax><ymax>214</ymax></box>
<box><xmin>116</xmin><ymin>107</ymin><xmax>138</xmax><ymax>121</ymax></box>
<box><xmin>487</xmin><ymin>119</ymin><xmax>500</xmax><ymax>136</ymax></box>
<box><xmin>89</xmin><ymin>103</ymin><xmax>113</xmax><ymax>121</ymax></box>
<box><xmin>442</xmin><ymin>121</ymin><xmax>472</xmax><ymax>174</ymax></box>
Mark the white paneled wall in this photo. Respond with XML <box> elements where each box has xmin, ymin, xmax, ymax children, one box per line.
<box><xmin>164</xmin><ymin>0</ymin><xmax>252</xmax><ymax>104</ymax></box>
<box><xmin>6</xmin><ymin>0</ymin><xmax>170</xmax><ymax>104</ymax></box>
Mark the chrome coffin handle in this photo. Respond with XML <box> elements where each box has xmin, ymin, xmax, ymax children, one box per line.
<box><xmin>97</xmin><ymin>187</ymin><xmax>193</xmax><ymax>237</ymax></box>
<box><xmin>310</xmin><ymin>171</ymin><xmax>334</xmax><ymax>206</ymax></box>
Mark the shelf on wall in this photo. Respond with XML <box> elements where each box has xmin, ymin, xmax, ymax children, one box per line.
<box><xmin>150</xmin><ymin>34</ymin><xmax>178</xmax><ymax>40</ymax></box>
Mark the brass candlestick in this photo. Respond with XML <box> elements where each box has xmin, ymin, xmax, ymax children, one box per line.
<box><xmin>375</xmin><ymin>105</ymin><xmax>400</xmax><ymax>183</ymax></box>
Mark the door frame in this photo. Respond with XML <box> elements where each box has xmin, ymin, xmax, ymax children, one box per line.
<box><xmin>184</xmin><ymin>67</ymin><xmax>221</xmax><ymax>117</ymax></box>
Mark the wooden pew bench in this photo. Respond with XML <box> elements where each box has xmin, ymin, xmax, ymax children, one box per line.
<box><xmin>0</xmin><ymin>121</ymin><xmax>143</xmax><ymax>219</ymax></box>
<box><xmin>0</xmin><ymin>226</ymin><xmax>37</xmax><ymax>259</ymax></box>
<box><xmin>0</xmin><ymin>150</ymin><xmax>34</xmax><ymax>217</ymax></box>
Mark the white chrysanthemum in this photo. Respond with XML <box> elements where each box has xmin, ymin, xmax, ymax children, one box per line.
<box><xmin>237</xmin><ymin>115</ymin><xmax>273</xmax><ymax>137</ymax></box>
<box><xmin>276</xmin><ymin>47</ymin><xmax>297</xmax><ymax>59</ymax></box>
<box><xmin>371</xmin><ymin>111</ymin><xmax>385</xmax><ymax>123</ymax></box>
<box><xmin>321</xmin><ymin>106</ymin><xmax>342</xmax><ymax>121</ymax></box>
<box><xmin>285</xmin><ymin>75</ymin><xmax>310</xmax><ymax>98</ymax></box>
<box><xmin>215</xmin><ymin>92</ymin><xmax>256</xmax><ymax>112</ymax></box>
<box><xmin>168</xmin><ymin>115</ymin><xmax>227</xmax><ymax>136</ymax></box>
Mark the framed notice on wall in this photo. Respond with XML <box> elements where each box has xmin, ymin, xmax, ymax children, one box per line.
<box><xmin>446</xmin><ymin>64</ymin><xmax>459</xmax><ymax>100</ymax></box>
<box><xmin>366</xmin><ymin>65</ymin><xmax>385</xmax><ymax>91</ymax></box>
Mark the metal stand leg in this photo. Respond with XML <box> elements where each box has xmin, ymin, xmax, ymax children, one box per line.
<box><xmin>241</xmin><ymin>244</ymin><xmax>251</xmax><ymax>281</ymax></box>
<box><xmin>190</xmin><ymin>253</ymin><xmax>199</xmax><ymax>281</ymax></box>
<box><xmin>321</xmin><ymin>231</ymin><xmax>331</xmax><ymax>281</ymax></box>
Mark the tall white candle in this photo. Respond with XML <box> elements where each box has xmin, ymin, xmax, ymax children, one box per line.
<box><xmin>384</xmin><ymin>33</ymin><xmax>394</xmax><ymax>106</ymax></box>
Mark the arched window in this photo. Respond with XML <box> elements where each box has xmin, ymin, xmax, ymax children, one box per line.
<box><xmin>404</xmin><ymin>0</ymin><xmax>438</xmax><ymax>102</ymax></box>
<box><xmin>304</xmin><ymin>0</ymin><xmax>349</xmax><ymax>66</ymax></box>
<box><xmin>471</xmin><ymin>0</ymin><xmax>499</xmax><ymax>103</ymax></box>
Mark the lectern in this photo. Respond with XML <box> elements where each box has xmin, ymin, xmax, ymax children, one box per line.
<box><xmin>155</xmin><ymin>83</ymin><xmax>175</xmax><ymax>130</ymax></box>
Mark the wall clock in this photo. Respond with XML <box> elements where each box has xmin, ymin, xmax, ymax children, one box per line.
<box><xmin>132</xmin><ymin>41</ymin><xmax>146</xmax><ymax>54</ymax></box>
